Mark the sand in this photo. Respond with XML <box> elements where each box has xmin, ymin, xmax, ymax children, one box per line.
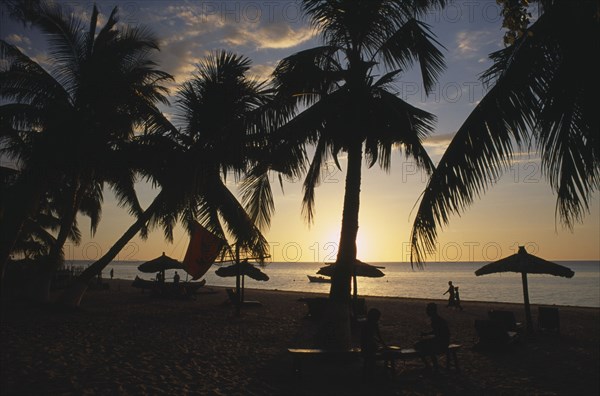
<box><xmin>1</xmin><ymin>279</ymin><xmax>599</xmax><ymax>395</ymax></box>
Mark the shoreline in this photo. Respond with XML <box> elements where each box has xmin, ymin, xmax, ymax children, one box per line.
<box><xmin>112</xmin><ymin>277</ymin><xmax>600</xmax><ymax>309</ymax></box>
<box><xmin>2</xmin><ymin>279</ymin><xmax>598</xmax><ymax>395</ymax></box>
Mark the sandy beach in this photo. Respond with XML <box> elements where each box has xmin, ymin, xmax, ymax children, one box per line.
<box><xmin>1</xmin><ymin>279</ymin><xmax>598</xmax><ymax>395</ymax></box>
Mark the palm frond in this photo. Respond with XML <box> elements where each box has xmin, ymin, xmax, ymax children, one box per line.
<box><xmin>272</xmin><ymin>45</ymin><xmax>343</xmax><ymax>108</ymax></box>
<box><xmin>240</xmin><ymin>172</ymin><xmax>275</xmax><ymax>231</ymax></box>
<box><xmin>377</xmin><ymin>19</ymin><xmax>446</xmax><ymax>95</ymax></box>
<box><xmin>206</xmin><ymin>177</ymin><xmax>269</xmax><ymax>259</ymax></box>
<box><xmin>409</xmin><ymin>65</ymin><xmax>538</xmax><ymax>264</ymax></box>
<box><xmin>411</xmin><ymin>0</ymin><xmax>599</xmax><ymax>264</ymax></box>
<box><xmin>302</xmin><ymin>137</ymin><xmax>329</xmax><ymax>224</ymax></box>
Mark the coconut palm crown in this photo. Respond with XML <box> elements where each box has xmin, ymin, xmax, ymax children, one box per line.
<box><xmin>257</xmin><ymin>0</ymin><xmax>447</xmax><ymax>303</ymax></box>
<box><xmin>0</xmin><ymin>1</ymin><xmax>173</xmax><ymax>292</ymax></box>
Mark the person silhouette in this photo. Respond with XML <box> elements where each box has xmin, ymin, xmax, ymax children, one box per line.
<box><xmin>109</xmin><ymin>268</ymin><xmax>114</xmax><ymax>280</ymax></box>
<box><xmin>443</xmin><ymin>281</ymin><xmax>455</xmax><ymax>308</ymax></box>
<box><xmin>361</xmin><ymin>308</ymin><xmax>386</xmax><ymax>378</ymax></box>
<box><xmin>173</xmin><ymin>271</ymin><xmax>180</xmax><ymax>284</ymax></box>
<box><xmin>415</xmin><ymin>303</ymin><xmax>450</xmax><ymax>372</ymax></box>
<box><xmin>454</xmin><ymin>286</ymin><xmax>463</xmax><ymax>311</ymax></box>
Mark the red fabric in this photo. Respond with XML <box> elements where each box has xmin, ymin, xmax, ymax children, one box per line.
<box><xmin>183</xmin><ymin>222</ymin><xmax>225</xmax><ymax>280</ymax></box>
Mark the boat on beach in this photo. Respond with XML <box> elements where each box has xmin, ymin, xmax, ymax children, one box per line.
<box><xmin>307</xmin><ymin>275</ymin><xmax>331</xmax><ymax>283</ymax></box>
<box><xmin>132</xmin><ymin>276</ymin><xmax>206</xmax><ymax>294</ymax></box>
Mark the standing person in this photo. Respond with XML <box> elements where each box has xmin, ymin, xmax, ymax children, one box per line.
<box><xmin>173</xmin><ymin>271</ymin><xmax>180</xmax><ymax>284</ymax></box>
<box><xmin>415</xmin><ymin>303</ymin><xmax>450</xmax><ymax>372</ymax></box>
<box><xmin>454</xmin><ymin>286</ymin><xmax>463</xmax><ymax>311</ymax></box>
<box><xmin>443</xmin><ymin>281</ymin><xmax>455</xmax><ymax>308</ymax></box>
<box><xmin>109</xmin><ymin>268</ymin><xmax>114</xmax><ymax>280</ymax></box>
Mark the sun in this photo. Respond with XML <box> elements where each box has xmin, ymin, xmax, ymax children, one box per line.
<box><xmin>321</xmin><ymin>229</ymin><xmax>371</xmax><ymax>262</ymax></box>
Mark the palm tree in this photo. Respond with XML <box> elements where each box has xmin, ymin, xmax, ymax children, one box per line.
<box><xmin>59</xmin><ymin>51</ymin><xmax>273</xmax><ymax>307</ymax></box>
<box><xmin>1</xmin><ymin>167</ymin><xmax>83</xmax><ymax>260</ymax></box>
<box><xmin>410</xmin><ymin>0</ymin><xmax>599</xmax><ymax>263</ymax></box>
<box><xmin>255</xmin><ymin>0</ymin><xmax>447</xmax><ymax>346</ymax></box>
<box><xmin>0</xmin><ymin>1</ymin><xmax>173</xmax><ymax>299</ymax></box>
<box><xmin>268</xmin><ymin>0</ymin><xmax>445</xmax><ymax>297</ymax></box>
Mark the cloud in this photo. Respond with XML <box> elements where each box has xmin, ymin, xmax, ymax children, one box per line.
<box><xmin>140</xmin><ymin>4</ymin><xmax>314</xmax><ymax>92</ymax></box>
<box><xmin>455</xmin><ymin>30</ymin><xmax>499</xmax><ymax>58</ymax></box>
<box><xmin>423</xmin><ymin>132</ymin><xmax>456</xmax><ymax>156</ymax></box>
<box><xmin>220</xmin><ymin>22</ymin><xmax>314</xmax><ymax>49</ymax></box>
<box><xmin>6</xmin><ymin>34</ymin><xmax>32</xmax><ymax>47</ymax></box>
<box><xmin>250</xmin><ymin>62</ymin><xmax>276</xmax><ymax>80</ymax></box>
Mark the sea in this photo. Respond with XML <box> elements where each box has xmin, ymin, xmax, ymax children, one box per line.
<box><xmin>69</xmin><ymin>260</ymin><xmax>600</xmax><ymax>308</ymax></box>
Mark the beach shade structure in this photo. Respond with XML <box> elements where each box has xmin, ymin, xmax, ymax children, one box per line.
<box><xmin>215</xmin><ymin>260</ymin><xmax>269</xmax><ymax>281</ymax></box>
<box><xmin>475</xmin><ymin>246</ymin><xmax>574</xmax><ymax>334</ymax></box>
<box><xmin>317</xmin><ymin>260</ymin><xmax>385</xmax><ymax>299</ymax></box>
<box><xmin>216</xmin><ymin>259</ymin><xmax>269</xmax><ymax>311</ymax></box>
<box><xmin>138</xmin><ymin>252</ymin><xmax>184</xmax><ymax>274</ymax></box>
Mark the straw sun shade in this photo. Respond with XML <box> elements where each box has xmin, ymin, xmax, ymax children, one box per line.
<box><xmin>317</xmin><ymin>260</ymin><xmax>385</xmax><ymax>298</ymax></box>
<box><xmin>317</xmin><ymin>260</ymin><xmax>385</xmax><ymax>278</ymax></box>
<box><xmin>138</xmin><ymin>252</ymin><xmax>184</xmax><ymax>273</ymax></box>
<box><xmin>215</xmin><ymin>260</ymin><xmax>269</xmax><ymax>281</ymax></box>
<box><xmin>475</xmin><ymin>246</ymin><xmax>574</xmax><ymax>334</ymax></box>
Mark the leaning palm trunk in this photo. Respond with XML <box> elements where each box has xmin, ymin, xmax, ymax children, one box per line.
<box><xmin>59</xmin><ymin>193</ymin><xmax>163</xmax><ymax>307</ymax></box>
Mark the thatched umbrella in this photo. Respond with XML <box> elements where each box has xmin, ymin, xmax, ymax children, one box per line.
<box><xmin>215</xmin><ymin>260</ymin><xmax>269</xmax><ymax>281</ymax></box>
<box><xmin>475</xmin><ymin>246</ymin><xmax>574</xmax><ymax>334</ymax></box>
<box><xmin>138</xmin><ymin>252</ymin><xmax>184</xmax><ymax>280</ymax></box>
<box><xmin>216</xmin><ymin>259</ymin><xmax>269</xmax><ymax>310</ymax></box>
<box><xmin>317</xmin><ymin>260</ymin><xmax>385</xmax><ymax>299</ymax></box>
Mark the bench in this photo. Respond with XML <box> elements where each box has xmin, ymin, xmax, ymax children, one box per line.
<box><xmin>378</xmin><ymin>344</ymin><xmax>462</xmax><ymax>373</ymax></box>
<box><xmin>288</xmin><ymin>344</ymin><xmax>461</xmax><ymax>377</ymax></box>
<box><xmin>288</xmin><ymin>348</ymin><xmax>362</xmax><ymax>377</ymax></box>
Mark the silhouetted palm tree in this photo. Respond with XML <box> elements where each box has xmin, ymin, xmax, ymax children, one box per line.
<box><xmin>410</xmin><ymin>0</ymin><xmax>599</xmax><ymax>263</ymax></box>
<box><xmin>1</xmin><ymin>167</ymin><xmax>83</xmax><ymax>260</ymax></box>
<box><xmin>263</xmin><ymin>0</ymin><xmax>446</xmax><ymax>309</ymax></box>
<box><xmin>60</xmin><ymin>51</ymin><xmax>272</xmax><ymax>306</ymax></box>
<box><xmin>0</xmin><ymin>1</ymin><xmax>172</xmax><ymax>299</ymax></box>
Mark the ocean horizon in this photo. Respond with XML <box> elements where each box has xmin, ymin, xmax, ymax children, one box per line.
<box><xmin>68</xmin><ymin>260</ymin><xmax>600</xmax><ymax>308</ymax></box>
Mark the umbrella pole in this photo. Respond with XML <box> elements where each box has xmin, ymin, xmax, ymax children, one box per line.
<box><xmin>242</xmin><ymin>274</ymin><xmax>245</xmax><ymax>303</ymax></box>
<box><xmin>522</xmin><ymin>272</ymin><xmax>533</xmax><ymax>334</ymax></box>
<box><xmin>235</xmin><ymin>245</ymin><xmax>241</xmax><ymax>315</ymax></box>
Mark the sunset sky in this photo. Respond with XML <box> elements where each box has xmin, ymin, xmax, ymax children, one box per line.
<box><xmin>2</xmin><ymin>1</ymin><xmax>599</xmax><ymax>262</ymax></box>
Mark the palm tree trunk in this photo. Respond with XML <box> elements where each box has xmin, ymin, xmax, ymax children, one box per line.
<box><xmin>331</xmin><ymin>139</ymin><xmax>362</xmax><ymax>303</ymax></box>
<box><xmin>320</xmin><ymin>139</ymin><xmax>362</xmax><ymax>350</ymax></box>
<box><xmin>59</xmin><ymin>192</ymin><xmax>163</xmax><ymax>307</ymax></box>
<box><xmin>235</xmin><ymin>244</ymin><xmax>241</xmax><ymax>315</ymax></box>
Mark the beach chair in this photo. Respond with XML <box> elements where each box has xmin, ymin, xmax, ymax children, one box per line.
<box><xmin>474</xmin><ymin>319</ymin><xmax>518</xmax><ymax>349</ymax></box>
<box><xmin>488</xmin><ymin>310</ymin><xmax>524</xmax><ymax>333</ymax></box>
<box><xmin>538</xmin><ymin>306</ymin><xmax>560</xmax><ymax>334</ymax></box>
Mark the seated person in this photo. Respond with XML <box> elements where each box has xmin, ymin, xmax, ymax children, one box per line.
<box><xmin>415</xmin><ymin>302</ymin><xmax>450</xmax><ymax>371</ymax></box>
<box><xmin>361</xmin><ymin>308</ymin><xmax>387</xmax><ymax>377</ymax></box>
